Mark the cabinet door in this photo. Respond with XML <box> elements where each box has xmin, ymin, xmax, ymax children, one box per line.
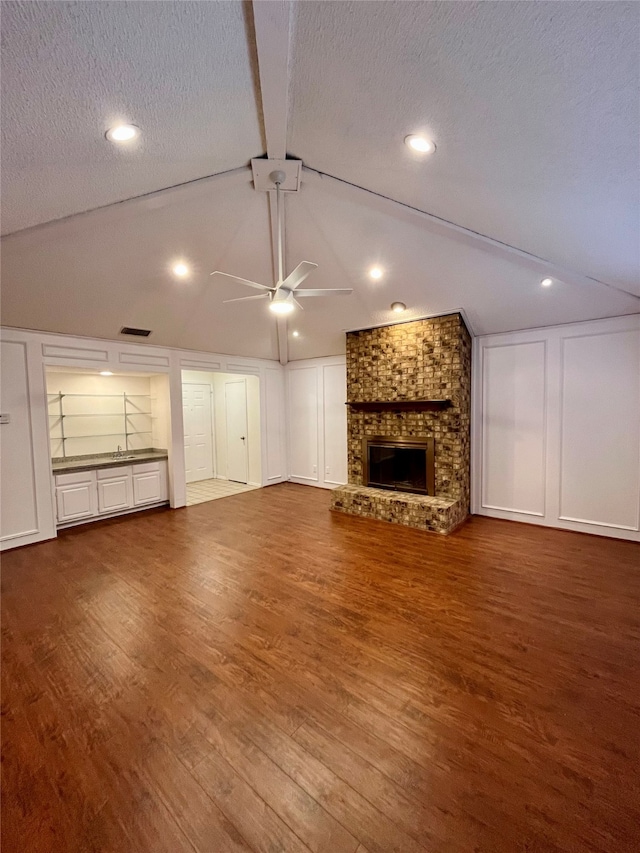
<box><xmin>97</xmin><ymin>476</ymin><xmax>132</xmax><ymax>514</ymax></box>
<box><xmin>56</xmin><ymin>482</ymin><xmax>95</xmax><ymax>522</ymax></box>
<box><xmin>133</xmin><ymin>471</ymin><xmax>162</xmax><ymax>505</ymax></box>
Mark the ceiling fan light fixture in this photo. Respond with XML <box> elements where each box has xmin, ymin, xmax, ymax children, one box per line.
<box><xmin>405</xmin><ymin>134</ymin><xmax>436</xmax><ymax>154</ymax></box>
<box><xmin>269</xmin><ymin>296</ymin><xmax>295</xmax><ymax>315</ymax></box>
<box><xmin>269</xmin><ymin>302</ymin><xmax>294</xmax><ymax>315</ymax></box>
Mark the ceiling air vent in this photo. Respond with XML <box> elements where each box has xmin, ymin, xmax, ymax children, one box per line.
<box><xmin>120</xmin><ymin>326</ymin><xmax>151</xmax><ymax>337</ymax></box>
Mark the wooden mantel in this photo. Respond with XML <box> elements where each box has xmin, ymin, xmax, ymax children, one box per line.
<box><xmin>346</xmin><ymin>400</ymin><xmax>452</xmax><ymax>412</ymax></box>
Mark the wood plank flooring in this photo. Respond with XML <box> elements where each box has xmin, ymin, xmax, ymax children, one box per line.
<box><xmin>2</xmin><ymin>483</ymin><xmax>639</xmax><ymax>853</ymax></box>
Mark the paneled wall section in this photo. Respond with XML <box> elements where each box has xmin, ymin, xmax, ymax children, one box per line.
<box><xmin>474</xmin><ymin>315</ymin><xmax>640</xmax><ymax>541</ymax></box>
<box><xmin>287</xmin><ymin>357</ymin><xmax>347</xmax><ymax>489</ymax></box>
<box><xmin>0</xmin><ymin>327</ymin><xmax>288</xmax><ymax>549</ymax></box>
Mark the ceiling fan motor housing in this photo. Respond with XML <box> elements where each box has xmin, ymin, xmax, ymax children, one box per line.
<box><xmin>269</xmin><ymin>170</ymin><xmax>287</xmax><ymax>186</ymax></box>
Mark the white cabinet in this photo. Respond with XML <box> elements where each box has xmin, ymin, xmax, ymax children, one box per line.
<box><xmin>55</xmin><ymin>459</ymin><xmax>167</xmax><ymax>525</ymax></box>
<box><xmin>55</xmin><ymin>470</ymin><xmax>97</xmax><ymax>523</ymax></box>
<box><xmin>133</xmin><ymin>461</ymin><xmax>163</xmax><ymax>506</ymax></box>
<box><xmin>96</xmin><ymin>466</ymin><xmax>133</xmax><ymax>514</ymax></box>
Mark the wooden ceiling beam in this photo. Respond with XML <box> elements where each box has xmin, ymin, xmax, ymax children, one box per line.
<box><xmin>252</xmin><ymin>1</ymin><xmax>294</xmax><ymax>363</ymax></box>
<box><xmin>252</xmin><ymin>0</ymin><xmax>291</xmax><ymax>161</ymax></box>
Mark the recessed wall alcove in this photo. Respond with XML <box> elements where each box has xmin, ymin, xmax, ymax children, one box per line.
<box><xmin>331</xmin><ymin>313</ymin><xmax>471</xmax><ymax>534</ymax></box>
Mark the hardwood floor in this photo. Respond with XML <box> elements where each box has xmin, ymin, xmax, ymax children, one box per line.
<box><xmin>2</xmin><ymin>483</ymin><xmax>639</xmax><ymax>853</ymax></box>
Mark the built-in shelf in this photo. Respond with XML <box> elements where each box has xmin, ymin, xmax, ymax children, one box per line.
<box><xmin>48</xmin><ymin>392</ymin><xmax>154</xmax><ymax>458</ymax></box>
<box><xmin>346</xmin><ymin>400</ymin><xmax>452</xmax><ymax>412</ymax></box>
<box><xmin>47</xmin><ymin>393</ymin><xmax>149</xmax><ymax>398</ymax></box>
<box><xmin>48</xmin><ymin>412</ymin><xmax>153</xmax><ymax>417</ymax></box>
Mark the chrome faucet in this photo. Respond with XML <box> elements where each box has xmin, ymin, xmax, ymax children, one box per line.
<box><xmin>113</xmin><ymin>444</ymin><xmax>124</xmax><ymax>459</ymax></box>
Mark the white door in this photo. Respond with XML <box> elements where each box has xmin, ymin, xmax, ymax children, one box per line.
<box><xmin>183</xmin><ymin>383</ymin><xmax>214</xmax><ymax>483</ymax></box>
<box><xmin>225</xmin><ymin>379</ymin><xmax>249</xmax><ymax>484</ymax></box>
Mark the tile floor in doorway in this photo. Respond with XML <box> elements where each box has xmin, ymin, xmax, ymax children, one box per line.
<box><xmin>186</xmin><ymin>477</ymin><xmax>259</xmax><ymax>506</ymax></box>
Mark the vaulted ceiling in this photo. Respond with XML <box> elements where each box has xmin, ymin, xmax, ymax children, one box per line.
<box><xmin>2</xmin><ymin>0</ymin><xmax>638</xmax><ymax>361</ymax></box>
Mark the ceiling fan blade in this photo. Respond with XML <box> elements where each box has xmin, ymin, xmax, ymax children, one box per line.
<box><xmin>294</xmin><ymin>288</ymin><xmax>353</xmax><ymax>297</ymax></box>
<box><xmin>210</xmin><ymin>271</ymin><xmax>273</xmax><ymax>292</ymax></box>
<box><xmin>281</xmin><ymin>261</ymin><xmax>318</xmax><ymax>291</ymax></box>
<box><xmin>292</xmin><ymin>297</ymin><xmax>304</xmax><ymax>310</ymax></box>
<box><xmin>223</xmin><ymin>294</ymin><xmax>270</xmax><ymax>304</ymax></box>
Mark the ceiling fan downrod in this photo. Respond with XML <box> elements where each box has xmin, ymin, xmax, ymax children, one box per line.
<box><xmin>270</xmin><ymin>170</ymin><xmax>287</xmax><ymax>287</ymax></box>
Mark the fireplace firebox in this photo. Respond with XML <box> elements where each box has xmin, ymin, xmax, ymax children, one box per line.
<box><xmin>363</xmin><ymin>436</ymin><xmax>435</xmax><ymax>496</ymax></box>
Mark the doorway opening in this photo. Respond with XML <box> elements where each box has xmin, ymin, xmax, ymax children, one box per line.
<box><xmin>181</xmin><ymin>370</ymin><xmax>261</xmax><ymax>506</ymax></box>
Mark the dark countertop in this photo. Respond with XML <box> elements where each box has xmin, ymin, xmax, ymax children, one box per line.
<box><xmin>52</xmin><ymin>450</ymin><xmax>168</xmax><ymax>475</ymax></box>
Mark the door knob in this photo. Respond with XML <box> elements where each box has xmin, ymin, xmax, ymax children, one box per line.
<box><xmin>240</xmin><ymin>436</ymin><xmax>246</xmax><ymax>441</ymax></box>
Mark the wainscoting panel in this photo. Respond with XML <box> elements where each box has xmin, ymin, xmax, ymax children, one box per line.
<box><xmin>0</xmin><ymin>341</ymin><xmax>39</xmax><ymax>543</ymax></box>
<box><xmin>287</xmin><ymin>366</ymin><xmax>319</xmax><ymax>482</ymax></box>
<box><xmin>322</xmin><ymin>363</ymin><xmax>348</xmax><ymax>486</ymax></box>
<box><xmin>481</xmin><ymin>341</ymin><xmax>546</xmax><ymax>515</ymax></box>
<box><xmin>1</xmin><ymin>333</ymin><xmax>57</xmax><ymax>550</ymax></box>
<box><xmin>473</xmin><ymin>315</ymin><xmax>640</xmax><ymax>541</ymax></box>
<box><xmin>42</xmin><ymin>343</ymin><xmax>109</xmax><ymax>361</ymax></box>
<box><xmin>559</xmin><ymin>329</ymin><xmax>640</xmax><ymax>530</ymax></box>
<box><xmin>264</xmin><ymin>367</ymin><xmax>286</xmax><ymax>482</ymax></box>
<box><xmin>286</xmin><ymin>357</ymin><xmax>347</xmax><ymax>489</ymax></box>
<box><xmin>119</xmin><ymin>351</ymin><xmax>170</xmax><ymax>367</ymax></box>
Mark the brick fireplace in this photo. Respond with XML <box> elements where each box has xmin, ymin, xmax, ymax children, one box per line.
<box><xmin>330</xmin><ymin>313</ymin><xmax>471</xmax><ymax>534</ymax></box>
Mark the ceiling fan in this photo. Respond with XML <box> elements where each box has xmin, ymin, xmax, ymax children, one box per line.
<box><xmin>210</xmin><ymin>170</ymin><xmax>352</xmax><ymax>315</ymax></box>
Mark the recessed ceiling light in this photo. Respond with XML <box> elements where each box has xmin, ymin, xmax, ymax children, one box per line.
<box><xmin>105</xmin><ymin>124</ymin><xmax>140</xmax><ymax>143</ymax></box>
<box><xmin>100</xmin><ymin>371</ymin><xmax>113</xmax><ymax>376</ymax></box>
<box><xmin>405</xmin><ymin>135</ymin><xmax>436</xmax><ymax>154</ymax></box>
<box><xmin>541</xmin><ymin>277</ymin><xmax>553</xmax><ymax>287</ymax></box>
<box><xmin>292</xmin><ymin>330</ymin><xmax>300</xmax><ymax>337</ymax></box>
<box><xmin>369</xmin><ymin>266</ymin><xmax>383</xmax><ymax>280</ymax></box>
<box><xmin>172</xmin><ymin>262</ymin><xmax>190</xmax><ymax>278</ymax></box>
<box><xmin>391</xmin><ymin>302</ymin><xmax>406</xmax><ymax>313</ymax></box>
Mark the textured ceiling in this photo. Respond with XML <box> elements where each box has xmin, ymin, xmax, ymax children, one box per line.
<box><xmin>1</xmin><ymin>174</ymin><xmax>280</xmax><ymax>359</ymax></box>
<box><xmin>289</xmin><ymin>1</ymin><xmax>640</xmax><ymax>294</ymax></box>
<box><xmin>283</xmin><ymin>176</ymin><xmax>638</xmax><ymax>358</ymax></box>
<box><xmin>1</xmin><ymin>1</ymin><xmax>262</xmax><ymax>233</ymax></box>
<box><xmin>2</xmin><ymin>171</ymin><xmax>637</xmax><ymax>360</ymax></box>
<box><xmin>1</xmin><ymin>0</ymin><xmax>638</xmax><ymax>360</ymax></box>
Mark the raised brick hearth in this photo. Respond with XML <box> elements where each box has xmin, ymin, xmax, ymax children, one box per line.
<box><xmin>331</xmin><ymin>313</ymin><xmax>471</xmax><ymax>534</ymax></box>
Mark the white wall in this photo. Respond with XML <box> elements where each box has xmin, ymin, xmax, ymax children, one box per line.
<box><xmin>1</xmin><ymin>333</ymin><xmax>56</xmax><ymax>550</ymax></box>
<box><xmin>150</xmin><ymin>373</ymin><xmax>171</xmax><ymax>452</ymax></box>
<box><xmin>1</xmin><ymin>326</ymin><xmax>287</xmax><ymax>549</ymax></box>
<box><xmin>287</xmin><ymin>356</ymin><xmax>347</xmax><ymax>489</ymax></box>
<box><xmin>46</xmin><ymin>371</ymin><xmax>155</xmax><ymax>458</ymax></box>
<box><xmin>182</xmin><ymin>370</ymin><xmax>262</xmax><ymax>486</ymax></box>
<box><xmin>473</xmin><ymin>314</ymin><xmax>640</xmax><ymax>541</ymax></box>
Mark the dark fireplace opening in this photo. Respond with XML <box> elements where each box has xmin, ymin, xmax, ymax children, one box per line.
<box><xmin>364</xmin><ymin>436</ymin><xmax>435</xmax><ymax>496</ymax></box>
